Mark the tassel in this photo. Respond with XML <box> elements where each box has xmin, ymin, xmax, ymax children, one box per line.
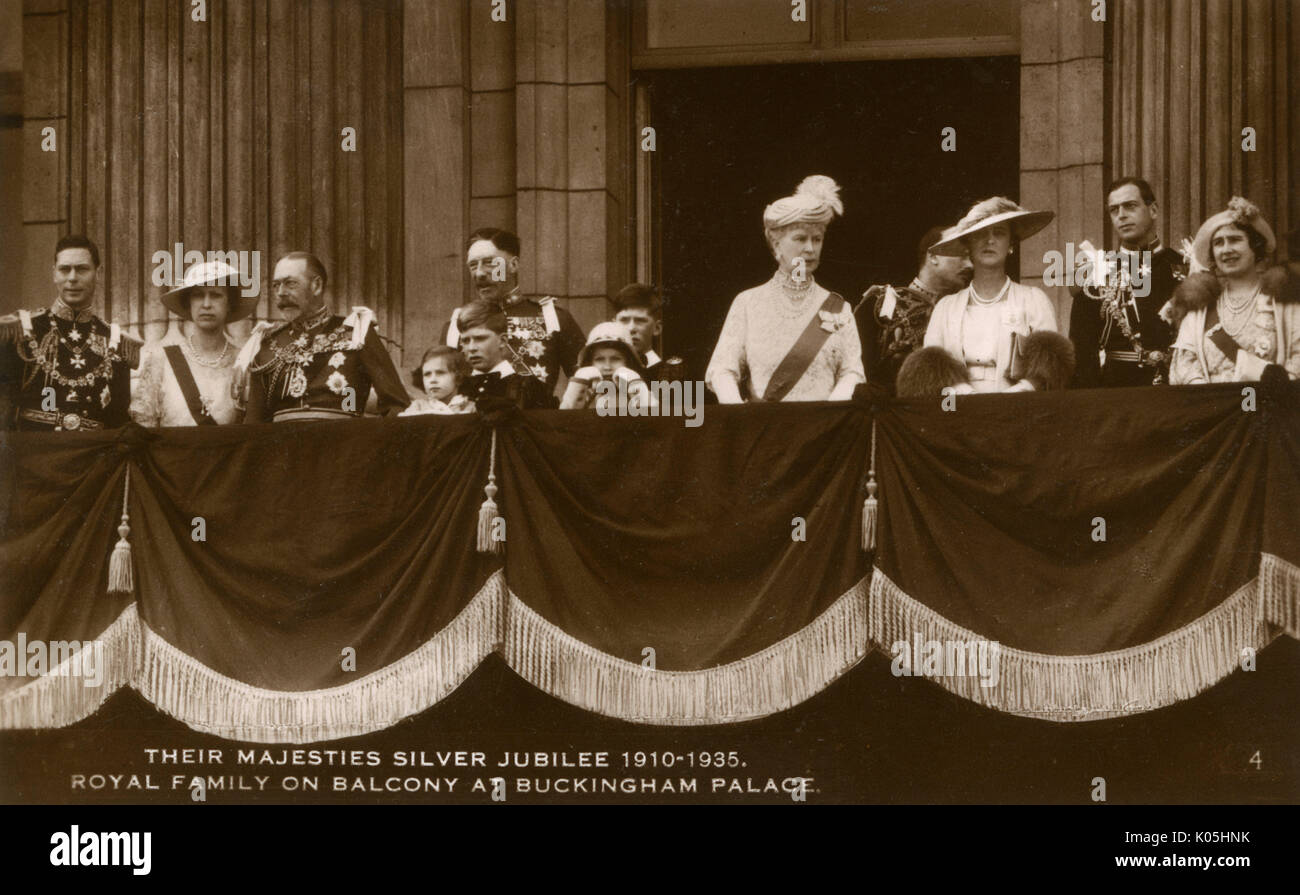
<box><xmin>108</xmin><ymin>465</ymin><xmax>134</xmax><ymax>595</ymax></box>
<box><xmin>862</xmin><ymin>419</ymin><xmax>878</xmax><ymax>551</ymax></box>
<box><xmin>477</xmin><ymin>429</ymin><xmax>504</xmax><ymax>554</ymax></box>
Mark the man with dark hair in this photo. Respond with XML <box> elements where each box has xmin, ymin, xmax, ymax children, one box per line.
<box><xmin>0</xmin><ymin>234</ymin><xmax>141</xmax><ymax>430</ymax></box>
<box><xmin>857</xmin><ymin>223</ymin><xmax>973</xmax><ymax>391</ymax></box>
<box><xmin>611</xmin><ymin>282</ymin><xmax>686</xmax><ymax>381</ymax></box>
<box><xmin>234</xmin><ymin>252</ymin><xmax>409</xmax><ymax>421</ymax></box>
<box><xmin>1068</xmin><ymin>177</ymin><xmax>1183</xmax><ymax>387</ymax></box>
<box><xmin>441</xmin><ymin>228</ymin><xmax>585</xmax><ymax>408</ymax></box>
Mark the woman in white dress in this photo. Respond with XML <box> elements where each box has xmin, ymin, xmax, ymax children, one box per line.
<box><xmin>130</xmin><ymin>261</ymin><xmax>255</xmax><ymax>426</ymax></box>
<box><xmin>706</xmin><ymin>175</ymin><xmax>864</xmax><ymax>403</ymax></box>
<box><xmin>923</xmin><ymin>197</ymin><xmax>1058</xmax><ymax>393</ymax></box>
<box><xmin>1168</xmin><ymin>197</ymin><xmax>1300</xmax><ymax>384</ymax></box>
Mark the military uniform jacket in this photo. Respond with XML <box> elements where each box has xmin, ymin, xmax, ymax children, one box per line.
<box><xmin>1069</xmin><ymin>245</ymin><xmax>1181</xmax><ymax>387</ymax></box>
<box><xmin>859</xmin><ymin>279</ymin><xmax>942</xmax><ymax>392</ymax></box>
<box><xmin>441</xmin><ymin>294</ymin><xmax>585</xmax><ymax>409</ymax></box>
<box><xmin>241</xmin><ymin>306</ymin><xmax>410</xmax><ymax>422</ymax></box>
<box><xmin>0</xmin><ymin>300</ymin><xmax>140</xmax><ymax>431</ymax></box>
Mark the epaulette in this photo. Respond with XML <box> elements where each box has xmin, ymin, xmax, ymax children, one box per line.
<box><xmin>342</xmin><ymin>306</ymin><xmax>376</xmax><ymax>349</ymax></box>
<box><xmin>118</xmin><ymin>332</ymin><xmax>144</xmax><ymax>369</ymax></box>
<box><xmin>0</xmin><ymin>312</ymin><xmax>25</xmax><ymax>345</ymax></box>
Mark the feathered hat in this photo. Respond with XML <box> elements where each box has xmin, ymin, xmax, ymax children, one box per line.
<box><xmin>763</xmin><ymin>175</ymin><xmax>844</xmax><ymax>230</ymax></box>
<box><xmin>1190</xmin><ymin>196</ymin><xmax>1276</xmax><ymax>271</ymax></box>
<box><xmin>928</xmin><ymin>196</ymin><xmax>1053</xmax><ymax>257</ymax></box>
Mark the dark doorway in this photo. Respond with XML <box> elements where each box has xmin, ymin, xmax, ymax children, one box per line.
<box><xmin>642</xmin><ymin>58</ymin><xmax>1020</xmax><ymax>379</ymax></box>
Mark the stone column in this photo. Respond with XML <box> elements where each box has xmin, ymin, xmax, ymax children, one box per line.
<box><xmin>1018</xmin><ymin>0</ymin><xmax>1106</xmax><ymax>336</ymax></box>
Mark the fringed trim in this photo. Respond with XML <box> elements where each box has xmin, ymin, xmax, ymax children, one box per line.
<box><xmin>133</xmin><ymin>571</ymin><xmax>507</xmax><ymax>743</ymax></box>
<box><xmin>868</xmin><ymin>567</ymin><xmax>1275</xmax><ymax>722</ymax></box>
<box><xmin>0</xmin><ymin>604</ymin><xmax>142</xmax><ymax>729</ymax></box>
<box><xmin>502</xmin><ymin>581</ymin><xmax>871</xmax><ymax>725</ymax></box>
<box><xmin>1259</xmin><ymin>552</ymin><xmax>1300</xmax><ymax>637</ymax></box>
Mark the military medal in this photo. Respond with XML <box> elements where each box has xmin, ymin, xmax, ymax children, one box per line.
<box><xmin>288</xmin><ymin>365</ymin><xmax>308</xmax><ymax>397</ymax></box>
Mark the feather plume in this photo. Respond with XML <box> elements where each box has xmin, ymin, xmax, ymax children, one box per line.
<box><xmin>795</xmin><ymin>175</ymin><xmax>843</xmax><ymax>217</ymax></box>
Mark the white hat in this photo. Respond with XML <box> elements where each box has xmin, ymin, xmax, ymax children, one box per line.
<box><xmin>1190</xmin><ymin>196</ymin><xmax>1276</xmax><ymax>271</ymax></box>
<box><xmin>161</xmin><ymin>260</ymin><xmax>257</xmax><ymax>322</ymax></box>
<box><xmin>763</xmin><ymin>175</ymin><xmax>844</xmax><ymax>230</ymax></box>
<box><xmin>579</xmin><ymin>321</ymin><xmax>645</xmax><ymax>373</ymax></box>
<box><xmin>928</xmin><ymin>197</ymin><xmax>1054</xmax><ymax>257</ymax></box>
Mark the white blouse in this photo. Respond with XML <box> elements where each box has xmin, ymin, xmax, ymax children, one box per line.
<box><xmin>130</xmin><ymin>334</ymin><xmax>242</xmax><ymax>426</ymax></box>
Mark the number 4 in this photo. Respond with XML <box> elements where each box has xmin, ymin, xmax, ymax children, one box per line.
<box><xmin>1248</xmin><ymin>750</ymin><xmax>1261</xmax><ymax>770</ymax></box>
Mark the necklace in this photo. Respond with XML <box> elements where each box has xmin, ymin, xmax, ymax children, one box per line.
<box><xmin>187</xmin><ymin>332</ymin><xmax>231</xmax><ymax>368</ymax></box>
<box><xmin>1219</xmin><ymin>284</ymin><xmax>1260</xmax><ymax>340</ymax></box>
<box><xmin>772</xmin><ymin>272</ymin><xmax>815</xmax><ymax>320</ymax></box>
<box><xmin>969</xmin><ymin>278</ymin><xmax>1010</xmax><ymax>305</ymax></box>
<box><xmin>1220</xmin><ymin>282</ymin><xmax>1259</xmax><ymax>315</ymax></box>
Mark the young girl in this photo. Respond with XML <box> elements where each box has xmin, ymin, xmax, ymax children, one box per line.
<box><xmin>560</xmin><ymin>322</ymin><xmax>656</xmax><ymax>412</ymax></box>
<box><xmin>400</xmin><ymin>345</ymin><xmax>475</xmax><ymax>415</ymax></box>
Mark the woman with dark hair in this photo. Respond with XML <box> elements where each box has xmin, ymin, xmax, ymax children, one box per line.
<box><xmin>130</xmin><ymin>261</ymin><xmax>253</xmax><ymax>426</ymax></box>
<box><xmin>923</xmin><ymin>197</ymin><xmax>1061</xmax><ymax>392</ymax></box>
<box><xmin>706</xmin><ymin>175</ymin><xmax>864</xmax><ymax>403</ymax></box>
<box><xmin>1168</xmin><ymin>197</ymin><xmax>1300</xmax><ymax>383</ymax></box>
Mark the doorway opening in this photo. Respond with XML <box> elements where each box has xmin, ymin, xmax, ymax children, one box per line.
<box><xmin>640</xmin><ymin>57</ymin><xmax>1020</xmax><ymax>378</ymax></box>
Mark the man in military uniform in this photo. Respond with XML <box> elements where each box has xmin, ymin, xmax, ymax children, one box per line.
<box><xmin>235</xmin><ymin>252</ymin><xmax>409</xmax><ymax>422</ymax></box>
<box><xmin>857</xmin><ymin>224</ymin><xmax>972</xmax><ymax>392</ymax></box>
<box><xmin>441</xmin><ymin>228</ymin><xmax>585</xmax><ymax>409</ymax></box>
<box><xmin>1068</xmin><ymin>177</ymin><xmax>1183</xmax><ymax>387</ymax></box>
<box><xmin>0</xmin><ymin>235</ymin><xmax>140</xmax><ymax>431</ymax></box>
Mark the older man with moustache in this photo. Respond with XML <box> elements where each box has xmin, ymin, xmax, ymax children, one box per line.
<box><xmin>858</xmin><ymin>224</ymin><xmax>973</xmax><ymax>392</ymax></box>
<box><xmin>233</xmin><ymin>252</ymin><xmax>408</xmax><ymax>422</ymax></box>
<box><xmin>0</xmin><ymin>234</ymin><xmax>141</xmax><ymax>431</ymax></box>
<box><xmin>441</xmin><ymin>228</ymin><xmax>585</xmax><ymax>409</ymax></box>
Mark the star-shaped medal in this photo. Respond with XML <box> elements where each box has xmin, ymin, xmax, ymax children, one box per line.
<box><xmin>70</xmin><ymin>355</ymin><xmax>86</xmax><ymax>369</ymax></box>
<box><xmin>68</xmin><ymin>327</ymin><xmax>82</xmax><ymax>342</ymax></box>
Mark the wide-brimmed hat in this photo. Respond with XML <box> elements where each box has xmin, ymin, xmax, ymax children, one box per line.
<box><xmin>1190</xmin><ymin>196</ymin><xmax>1276</xmax><ymax>271</ymax></box>
<box><xmin>161</xmin><ymin>260</ymin><xmax>258</xmax><ymax>322</ymax></box>
<box><xmin>579</xmin><ymin>321</ymin><xmax>645</xmax><ymax>373</ymax></box>
<box><xmin>929</xmin><ymin>197</ymin><xmax>1054</xmax><ymax>256</ymax></box>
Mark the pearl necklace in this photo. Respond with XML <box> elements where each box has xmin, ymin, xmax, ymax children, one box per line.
<box><xmin>186</xmin><ymin>332</ymin><xmax>231</xmax><ymax>368</ymax></box>
<box><xmin>969</xmin><ymin>278</ymin><xmax>1010</xmax><ymax>306</ymax></box>
<box><xmin>1219</xmin><ymin>283</ymin><xmax>1260</xmax><ymax>339</ymax></box>
<box><xmin>772</xmin><ymin>271</ymin><xmax>815</xmax><ymax>319</ymax></box>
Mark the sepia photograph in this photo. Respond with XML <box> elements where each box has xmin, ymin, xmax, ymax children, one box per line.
<box><xmin>0</xmin><ymin>0</ymin><xmax>1297</xmax><ymax>873</ymax></box>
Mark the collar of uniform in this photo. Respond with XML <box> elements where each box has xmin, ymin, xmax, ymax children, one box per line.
<box><xmin>290</xmin><ymin>305</ymin><xmax>332</xmax><ymax>334</ymax></box>
<box><xmin>1118</xmin><ymin>239</ymin><xmax>1162</xmax><ymax>256</ymax></box>
<box><xmin>486</xmin><ymin>359</ymin><xmax>515</xmax><ymax>377</ymax></box>
<box><xmin>906</xmin><ymin>277</ymin><xmax>940</xmax><ymax>304</ymax></box>
<box><xmin>50</xmin><ymin>298</ymin><xmax>97</xmax><ymax>323</ymax></box>
<box><xmin>644</xmin><ymin>349</ymin><xmax>662</xmax><ymax>367</ymax></box>
<box><xmin>501</xmin><ymin>288</ymin><xmax>527</xmax><ymax>309</ymax></box>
